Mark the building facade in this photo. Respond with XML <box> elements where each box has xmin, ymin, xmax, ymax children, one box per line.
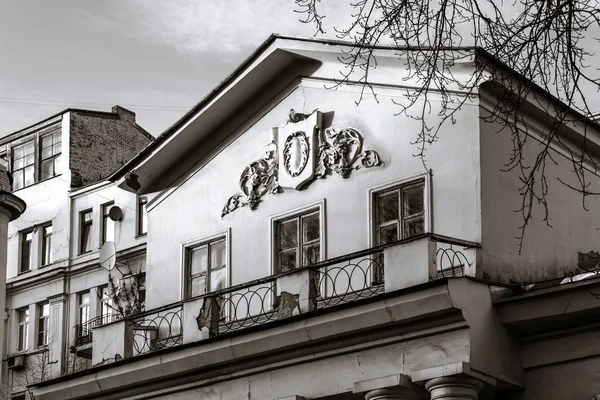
<box><xmin>1</xmin><ymin>107</ymin><xmax>153</xmax><ymax>399</ymax></box>
<box><xmin>3</xmin><ymin>36</ymin><xmax>600</xmax><ymax>399</ymax></box>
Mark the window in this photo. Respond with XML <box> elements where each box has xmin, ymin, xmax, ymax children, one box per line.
<box><xmin>373</xmin><ymin>180</ymin><xmax>425</xmax><ymax>245</ymax></box>
<box><xmin>100</xmin><ymin>286</ymin><xmax>115</xmax><ymax>324</ymax></box>
<box><xmin>101</xmin><ymin>203</ymin><xmax>114</xmax><ymax>244</ymax></box>
<box><xmin>275</xmin><ymin>210</ymin><xmax>320</xmax><ymax>273</ymax></box>
<box><xmin>17</xmin><ymin>308</ymin><xmax>29</xmax><ymax>351</ymax></box>
<box><xmin>20</xmin><ymin>230</ymin><xmax>33</xmax><ymax>273</ymax></box>
<box><xmin>41</xmin><ymin>224</ymin><xmax>52</xmax><ymax>266</ymax></box>
<box><xmin>39</xmin><ymin>130</ymin><xmax>61</xmax><ymax>180</ymax></box>
<box><xmin>10</xmin><ymin>392</ymin><xmax>25</xmax><ymax>400</ymax></box>
<box><xmin>37</xmin><ymin>303</ymin><xmax>49</xmax><ymax>347</ymax></box>
<box><xmin>79</xmin><ymin>292</ymin><xmax>90</xmax><ymax>326</ymax></box>
<box><xmin>137</xmin><ymin>196</ymin><xmax>148</xmax><ymax>236</ymax></box>
<box><xmin>185</xmin><ymin>238</ymin><xmax>226</xmax><ymax>299</ymax></box>
<box><xmin>12</xmin><ymin>141</ymin><xmax>34</xmax><ymax>190</ymax></box>
<box><xmin>79</xmin><ymin>210</ymin><xmax>93</xmax><ymax>254</ymax></box>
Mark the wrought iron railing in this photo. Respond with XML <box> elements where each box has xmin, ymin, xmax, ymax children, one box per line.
<box><xmin>433</xmin><ymin>234</ymin><xmax>478</xmax><ymax>278</ymax></box>
<box><xmin>80</xmin><ymin>234</ymin><xmax>479</xmax><ymax>364</ymax></box>
<box><xmin>132</xmin><ymin>304</ymin><xmax>182</xmax><ymax>356</ymax></box>
<box><xmin>311</xmin><ymin>249</ymin><xmax>384</xmax><ymax>308</ymax></box>
<box><xmin>75</xmin><ymin>314</ymin><xmax>121</xmax><ymax>346</ymax></box>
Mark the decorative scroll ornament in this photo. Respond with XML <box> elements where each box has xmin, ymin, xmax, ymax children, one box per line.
<box><xmin>316</xmin><ymin>127</ymin><xmax>381</xmax><ymax>179</ymax></box>
<box><xmin>283</xmin><ymin>132</ymin><xmax>310</xmax><ymax>177</ymax></box>
<box><xmin>276</xmin><ymin>109</ymin><xmax>322</xmax><ymax>190</ymax></box>
<box><xmin>221</xmin><ymin>142</ymin><xmax>280</xmax><ymax>217</ymax></box>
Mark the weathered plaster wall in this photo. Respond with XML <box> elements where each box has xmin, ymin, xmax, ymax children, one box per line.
<box><xmin>146</xmin><ymin>83</ymin><xmax>482</xmax><ymax>308</ymax></box>
<box><xmin>69</xmin><ymin>107</ymin><xmax>152</xmax><ymax>187</ymax></box>
<box><xmin>149</xmin><ymin>329</ymin><xmax>469</xmax><ymax>400</ymax></box>
<box><xmin>479</xmin><ymin>105</ymin><xmax>600</xmax><ymax>283</ymax></box>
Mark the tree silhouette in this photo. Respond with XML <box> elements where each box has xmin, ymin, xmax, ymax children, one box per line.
<box><xmin>295</xmin><ymin>0</ymin><xmax>600</xmax><ymax>251</ymax></box>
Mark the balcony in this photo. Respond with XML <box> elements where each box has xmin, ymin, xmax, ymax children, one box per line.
<box><xmin>90</xmin><ymin>234</ymin><xmax>478</xmax><ymax>367</ymax></box>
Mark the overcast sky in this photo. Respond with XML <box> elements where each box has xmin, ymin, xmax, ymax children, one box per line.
<box><xmin>1</xmin><ymin>1</ymin><xmax>599</xmax><ymax>137</ymax></box>
<box><xmin>0</xmin><ymin>1</ymin><xmax>353</xmax><ymax>137</ymax></box>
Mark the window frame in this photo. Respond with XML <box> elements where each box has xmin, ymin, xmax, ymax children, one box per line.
<box><xmin>269</xmin><ymin>200</ymin><xmax>326</xmax><ymax>276</ymax></box>
<box><xmin>19</xmin><ymin>229</ymin><xmax>34</xmax><ymax>274</ymax></box>
<box><xmin>136</xmin><ymin>196</ymin><xmax>148</xmax><ymax>237</ymax></box>
<box><xmin>37</xmin><ymin>302</ymin><xmax>50</xmax><ymax>348</ymax></box>
<box><xmin>16</xmin><ymin>308</ymin><xmax>29</xmax><ymax>352</ymax></box>
<box><xmin>182</xmin><ymin>229</ymin><xmax>230</xmax><ymax>301</ymax></box>
<box><xmin>39</xmin><ymin>129</ymin><xmax>62</xmax><ymax>181</ymax></box>
<box><xmin>368</xmin><ymin>172</ymin><xmax>432</xmax><ymax>247</ymax></box>
<box><xmin>79</xmin><ymin>209</ymin><xmax>93</xmax><ymax>254</ymax></box>
<box><xmin>41</xmin><ymin>223</ymin><xmax>53</xmax><ymax>267</ymax></box>
<box><xmin>101</xmin><ymin>202</ymin><xmax>115</xmax><ymax>245</ymax></box>
<box><xmin>11</xmin><ymin>140</ymin><xmax>35</xmax><ymax>191</ymax></box>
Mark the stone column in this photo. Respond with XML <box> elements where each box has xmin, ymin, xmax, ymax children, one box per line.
<box><xmin>365</xmin><ymin>388</ymin><xmax>420</xmax><ymax>399</ymax></box>
<box><xmin>0</xmin><ymin>168</ymin><xmax>27</xmax><ymax>388</ymax></box>
<box><xmin>424</xmin><ymin>377</ymin><xmax>484</xmax><ymax>400</ymax></box>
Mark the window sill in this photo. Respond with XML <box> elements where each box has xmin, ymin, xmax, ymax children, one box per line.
<box><xmin>135</xmin><ymin>233</ymin><xmax>147</xmax><ymax>239</ymax></box>
<box><xmin>11</xmin><ymin>174</ymin><xmax>63</xmax><ymax>193</ymax></box>
<box><xmin>17</xmin><ymin>269</ymin><xmax>31</xmax><ymax>276</ymax></box>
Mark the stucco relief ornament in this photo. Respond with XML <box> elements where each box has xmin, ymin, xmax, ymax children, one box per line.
<box><xmin>221</xmin><ymin>142</ymin><xmax>280</xmax><ymax>217</ymax></box>
<box><xmin>316</xmin><ymin>127</ymin><xmax>381</xmax><ymax>179</ymax></box>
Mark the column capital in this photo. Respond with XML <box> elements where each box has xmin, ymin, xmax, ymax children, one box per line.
<box><xmin>365</xmin><ymin>388</ymin><xmax>421</xmax><ymax>400</ymax></box>
<box><xmin>425</xmin><ymin>376</ymin><xmax>484</xmax><ymax>400</ymax></box>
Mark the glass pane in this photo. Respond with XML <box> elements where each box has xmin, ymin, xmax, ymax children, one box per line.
<box><xmin>53</xmin><ymin>143</ymin><xmax>61</xmax><ymax>155</ymax></box>
<box><xmin>24</xmin><ymin>166</ymin><xmax>34</xmax><ymax>186</ymax></box>
<box><xmin>54</xmin><ymin>154</ymin><xmax>61</xmax><ymax>174</ymax></box>
<box><xmin>83</xmin><ymin>211</ymin><xmax>92</xmax><ymax>222</ymax></box>
<box><xmin>404</xmin><ymin>217</ymin><xmax>425</xmax><ymax>238</ymax></box>
<box><xmin>105</xmin><ymin>218</ymin><xmax>114</xmax><ymax>243</ymax></box>
<box><xmin>81</xmin><ymin>224</ymin><xmax>92</xmax><ymax>252</ymax></box>
<box><xmin>25</xmin><ymin>154</ymin><xmax>34</xmax><ymax>166</ymax></box>
<box><xmin>43</xmin><ymin>235</ymin><xmax>52</xmax><ymax>264</ymax></box>
<box><xmin>24</xmin><ymin>142</ymin><xmax>34</xmax><ymax>155</ymax></box>
<box><xmin>210</xmin><ymin>240</ymin><xmax>226</xmax><ymax>270</ymax></box>
<box><xmin>379</xmin><ymin>224</ymin><xmax>398</xmax><ymax>245</ymax></box>
<box><xmin>18</xmin><ymin>326</ymin><xmax>26</xmax><ymax>350</ymax></box>
<box><xmin>44</xmin><ymin>225</ymin><xmax>52</xmax><ymax>235</ymax></box>
<box><xmin>19</xmin><ymin>310</ymin><xmax>28</xmax><ymax>323</ymax></box>
<box><xmin>25</xmin><ymin>232</ymin><xmax>32</xmax><ymax>242</ymax></box>
<box><xmin>377</xmin><ymin>192</ymin><xmax>399</xmax><ymax>224</ymax></box>
<box><xmin>21</xmin><ymin>241</ymin><xmax>31</xmax><ymax>271</ymax></box>
<box><xmin>12</xmin><ymin>170</ymin><xmax>23</xmax><ymax>190</ymax></box>
<box><xmin>190</xmin><ymin>276</ymin><xmax>205</xmax><ymax>297</ymax></box>
<box><xmin>41</xmin><ymin>147</ymin><xmax>53</xmax><ymax>159</ymax></box>
<box><xmin>210</xmin><ymin>268</ymin><xmax>226</xmax><ymax>292</ymax></box>
<box><xmin>403</xmin><ymin>184</ymin><xmax>424</xmax><ymax>216</ymax></box>
<box><xmin>302</xmin><ymin>243</ymin><xmax>320</xmax><ymax>266</ymax></box>
<box><xmin>302</xmin><ymin>213</ymin><xmax>320</xmax><ymax>242</ymax></box>
<box><xmin>81</xmin><ymin>293</ymin><xmax>90</xmax><ymax>305</ymax></box>
<box><xmin>13</xmin><ymin>158</ymin><xmax>23</xmax><ymax>170</ymax></box>
<box><xmin>41</xmin><ymin>134</ymin><xmax>53</xmax><ymax>148</ymax></box>
<box><xmin>41</xmin><ymin>159</ymin><xmax>53</xmax><ymax>180</ymax></box>
<box><xmin>80</xmin><ymin>306</ymin><xmax>89</xmax><ymax>324</ymax></box>
<box><xmin>279</xmin><ymin>250</ymin><xmax>297</xmax><ymax>272</ymax></box>
<box><xmin>13</xmin><ymin>146</ymin><xmax>23</xmax><ymax>158</ymax></box>
<box><xmin>279</xmin><ymin>219</ymin><xmax>298</xmax><ymax>250</ymax></box>
<box><xmin>41</xmin><ymin>303</ymin><xmax>49</xmax><ymax>316</ymax></box>
<box><xmin>190</xmin><ymin>246</ymin><xmax>208</xmax><ymax>276</ymax></box>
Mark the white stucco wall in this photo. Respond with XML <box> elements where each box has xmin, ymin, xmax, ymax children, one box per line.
<box><xmin>479</xmin><ymin>105</ymin><xmax>600</xmax><ymax>283</ymax></box>
<box><xmin>146</xmin><ymin>83</ymin><xmax>482</xmax><ymax>309</ymax></box>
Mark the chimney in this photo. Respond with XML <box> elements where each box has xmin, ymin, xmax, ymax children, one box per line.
<box><xmin>112</xmin><ymin>105</ymin><xmax>136</xmax><ymax>123</ymax></box>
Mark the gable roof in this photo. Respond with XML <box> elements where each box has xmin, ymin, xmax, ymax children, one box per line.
<box><xmin>109</xmin><ymin>34</ymin><xmax>600</xmax><ymax>197</ymax></box>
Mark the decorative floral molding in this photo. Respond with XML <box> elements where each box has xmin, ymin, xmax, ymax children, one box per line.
<box><xmin>221</xmin><ymin>142</ymin><xmax>280</xmax><ymax>217</ymax></box>
<box><xmin>222</xmin><ymin>110</ymin><xmax>382</xmax><ymax>217</ymax></box>
<box><xmin>316</xmin><ymin>127</ymin><xmax>381</xmax><ymax>179</ymax></box>
<box><xmin>283</xmin><ymin>131</ymin><xmax>310</xmax><ymax>178</ymax></box>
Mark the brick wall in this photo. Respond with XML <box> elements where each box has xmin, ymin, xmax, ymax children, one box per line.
<box><xmin>69</xmin><ymin>106</ymin><xmax>153</xmax><ymax>187</ymax></box>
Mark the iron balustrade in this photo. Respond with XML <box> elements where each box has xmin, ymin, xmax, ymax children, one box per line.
<box><xmin>74</xmin><ymin>234</ymin><xmax>479</xmax><ymax>364</ymax></box>
<box><xmin>74</xmin><ymin>314</ymin><xmax>120</xmax><ymax>346</ymax></box>
<box><xmin>132</xmin><ymin>304</ymin><xmax>183</xmax><ymax>356</ymax></box>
